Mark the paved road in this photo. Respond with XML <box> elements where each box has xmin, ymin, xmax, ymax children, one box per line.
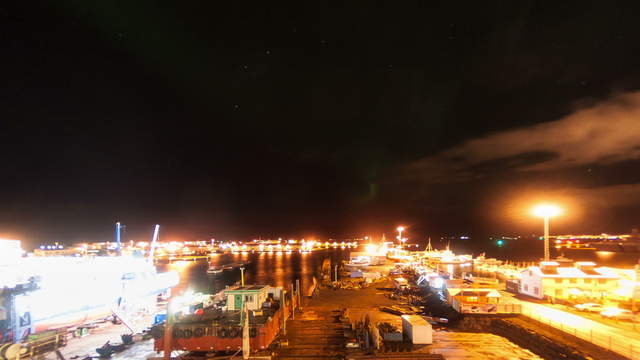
<box><xmin>499</xmin><ymin>291</ymin><xmax>640</xmax><ymax>360</ymax></box>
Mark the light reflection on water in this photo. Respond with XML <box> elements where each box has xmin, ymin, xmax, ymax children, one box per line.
<box><xmin>163</xmin><ymin>249</ymin><xmax>349</xmax><ymax>296</ymax></box>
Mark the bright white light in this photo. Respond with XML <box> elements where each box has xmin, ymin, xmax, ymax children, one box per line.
<box><xmin>532</xmin><ymin>204</ymin><xmax>562</xmax><ymax>218</ymax></box>
<box><xmin>365</xmin><ymin>244</ymin><xmax>377</xmax><ymax>254</ymax></box>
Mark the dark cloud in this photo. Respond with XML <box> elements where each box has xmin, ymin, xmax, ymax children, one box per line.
<box><xmin>406</xmin><ymin>92</ymin><xmax>640</xmax><ymax>183</ymax></box>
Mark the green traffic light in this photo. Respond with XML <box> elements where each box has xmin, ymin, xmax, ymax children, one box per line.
<box><xmin>497</xmin><ymin>239</ymin><xmax>504</xmax><ymax>246</ymax></box>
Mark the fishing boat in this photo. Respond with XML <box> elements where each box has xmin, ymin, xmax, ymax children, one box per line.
<box><xmin>344</xmin><ymin>256</ymin><xmax>371</xmax><ymax>270</ymax></box>
<box><xmin>0</xmin><ymin>224</ymin><xmax>179</xmax><ymax>345</ymax></box>
<box><xmin>207</xmin><ymin>262</ymin><xmax>249</xmax><ymax>274</ymax></box>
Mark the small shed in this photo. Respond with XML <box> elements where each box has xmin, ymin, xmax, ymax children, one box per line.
<box><xmin>225</xmin><ymin>285</ymin><xmax>270</xmax><ymax>311</ymax></box>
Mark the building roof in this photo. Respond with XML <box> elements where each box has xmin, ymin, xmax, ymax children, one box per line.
<box><xmin>447</xmin><ymin>288</ymin><xmax>501</xmax><ymax>298</ymax></box>
<box><xmin>523</xmin><ymin>266</ymin><xmax>620</xmax><ymax>279</ymax></box>
<box><xmin>226</xmin><ymin>285</ymin><xmax>268</xmax><ymax>292</ymax></box>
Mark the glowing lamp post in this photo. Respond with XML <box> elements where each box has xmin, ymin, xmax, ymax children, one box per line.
<box><xmin>532</xmin><ymin>204</ymin><xmax>562</xmax><ymax>261</ymax></box>
<box><xmin>397</xmin><ymin>226</ymin><xmax>405</xmax><ymax>249</ymax></box>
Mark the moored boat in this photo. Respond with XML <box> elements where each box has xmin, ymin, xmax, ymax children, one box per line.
<box><xmin>152</xmin><ymin>284</ymin><xmax>288</xmax><ymax>355</ymax></box>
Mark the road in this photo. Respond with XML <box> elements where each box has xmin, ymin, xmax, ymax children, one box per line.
<box><xmin>499</xmin><ymin>291</ymin><xmax>640</xmax><ymax>360</ymax></box>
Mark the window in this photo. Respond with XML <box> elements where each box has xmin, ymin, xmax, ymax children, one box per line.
<box><xmin>555</xmin><ymin>279</ymin><xmax>562</xmax><ymax>284</ymax></box>
<box><xmin>569</xmin><ymin>278</ymin><xmax>577</xmax><ymax>284</ymax></box>
<box><xmin>524</xmin><ymin>284</ymin><xmax>529</xmax><ymax>291</ymax></box>
<box><xmin>534</xmin><ymin>287</ymin><xmax>539</xmax><ymax>295</ymax></box>
<box><xmin>598</xmin><ymin>279</ymin><xmax>606</xmax><ymax>285</ymax></box>
<box><xmin>245</xmin><ymin>295</ymin><xmax>253</xmax><ymax>302</ymax></box>
<box><xmin>555</xmin><ymin>289</ymin><xmax>562</xmax><ymax>297</ymax></box>
<box><xmin>467</xmin><ymin>296</ymin><xmax>478</xmax><ymax>303</ymax></box>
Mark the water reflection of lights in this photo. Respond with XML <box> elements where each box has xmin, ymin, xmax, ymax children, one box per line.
<box><xmin>169</xmin><ymin>260</ymin><xmax>192</xmax><ymax>272</ymax></box>
<box><xmin>595</xmin><ymin>251</ymin><xmax>614</xmax><ymax>261</ymax></box>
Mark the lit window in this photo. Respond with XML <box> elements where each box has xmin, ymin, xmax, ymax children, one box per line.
<box><xmin>467</xmin><ymin>296</ymin><xmax>478</xmax><ymax>302</ymax></box>
<box><xmin>555</xmin><ymin>279</ymin><xmax>562</xmax><ymax>284</ymax></box>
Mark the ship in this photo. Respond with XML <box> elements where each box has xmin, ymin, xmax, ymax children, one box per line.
<box><xmin>206</xmin><ymin>262</ymin><xmax>249</xmax><ymax>274</ymax></box>
<box><xmin>0</xmin><ymin>225</ymin><xmax>179</xmax><ymax>344</ymax></box>
<box><xmin>152</xmin><ymin>284</ymin><xmax>288</xmax><ymax>356</ymax></box>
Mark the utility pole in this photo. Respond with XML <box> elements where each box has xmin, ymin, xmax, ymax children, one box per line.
<box><xmin>282</xmin><ymin>294</ymin><xmax>287</xmax><ymax>335</ymax></box>
<box><xmin>544</xmin><ymin>215</ymin><xmax>550</xmax><ymax>261</ymax></box>
<box><xmin>290</xmin><ymin>283</ymin><xmax>295</xmax><ymax>320</ymax></box>
<box><xmin>296</xmin><ymin>279</ymin><xmax>301</xmax><ymax>310</ymax></box>
<box><xmin>162</xmin><ymin>298</ymin><xmax>174</xmax><ymax>360</ymax></box>
<box><xmin>242</xmin><ymin>302</ymin><xmax>250</xmax><ymax>359</ymax></box>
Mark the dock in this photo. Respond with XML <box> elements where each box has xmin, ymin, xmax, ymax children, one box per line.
<box><xmin>272</xmin><ymin>280</ymin><xmax>541</xmax><ymax>360</ymax></box>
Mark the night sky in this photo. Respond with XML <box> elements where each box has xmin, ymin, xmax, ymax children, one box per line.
<box><xmin>2</xmin><ymin>2</ymin><xmax>640</xmax><ymax>247</ymax></box>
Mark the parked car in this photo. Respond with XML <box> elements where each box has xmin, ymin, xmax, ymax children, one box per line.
<box><xmin>600</xmin><ymin>308</ymin><xmax>635</xmax><ymax>321</ymax></box>
<box><xmin>574</xmin><ymin>303</ymin><xmax>604</xmax><ymax>313</ymax></box>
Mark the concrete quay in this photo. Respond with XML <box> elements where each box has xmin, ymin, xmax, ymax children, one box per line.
<box><xmin>272</xmin><ymin>281</ymin><xmax>542</xmax><ymax>360</ymax></box>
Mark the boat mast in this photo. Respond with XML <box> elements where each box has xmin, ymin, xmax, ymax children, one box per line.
<box><xmin>426</xmin><ymin>237</ymin><xmax>433</xmax><ymax>252</ymax></box>
<box><xmin>148</xmin><ymin>224</ymin><xmax>160</xmax><ymax>263</ymax></box>
<box><xmin>115</xmin><ymin>222</ymin><xmax>123</xmax><ymax>255</ymax></box>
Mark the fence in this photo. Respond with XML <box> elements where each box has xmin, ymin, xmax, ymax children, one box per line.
<box><xmin>452</xmin><ymin>299</ymin><xmax>521</xmax><ymax>314</ymax></box>
<box><xmin>520</xmin><ymin>305</ymin><xmax>639</xmax><ymax>360</ymax></box>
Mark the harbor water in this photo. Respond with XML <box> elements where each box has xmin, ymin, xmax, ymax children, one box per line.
<box><xmin>164</xmin><ymin>241</ymin><xmax>639</xmax><ymax>296</ymax></box>
<box><xmin>162</xmin><ymin>249</ymin><xmax>350</xmax><ymax>296</ymax></box>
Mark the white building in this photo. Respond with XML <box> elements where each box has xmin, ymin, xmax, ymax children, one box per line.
<box><xmin>225</xmin><ymin>285</ymin><xmax>283</xmax><ymax>311</ymax></box>
<box><xmin>520</xmin><ymin>261</ymin><xmax>620</xmax><ymax>301</ymax></box>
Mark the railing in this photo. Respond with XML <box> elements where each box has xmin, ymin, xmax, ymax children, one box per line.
<box><xmin>520</xmin><ymin>306</ymin><xmax>639</xmax><ymax>360</ymax></box>
<box><xmin>452</xmin><ymin>299</ymin><xmax>521</xmax><ymax>314</ymax></box>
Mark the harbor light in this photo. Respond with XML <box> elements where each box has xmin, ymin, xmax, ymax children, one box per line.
<box><xmin>397</xmin><ymin>226</ymin><xmax>405</xmax><ymax>248</ymax></box>
<box><xmin>532</xmin><ymin>204</ymin><xmax>562</xmax><ymax>218</ymax></box>
<box><xmin>531</xmin><ymin>204</ymin><xmax>562</xmax><ymax>261</ymax></box>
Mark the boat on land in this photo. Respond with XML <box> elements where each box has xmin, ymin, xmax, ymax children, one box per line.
<box><xmin>0</xmin><ymin>223</ymin><xmax>179</xmax><ymax>348</ymax></box>
<box><xmin>0</xmin><ymin>240</ymin><xmax>179</xmax><ymax>344</ymax></box>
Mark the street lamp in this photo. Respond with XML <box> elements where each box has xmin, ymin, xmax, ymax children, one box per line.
<box><xmin>396</xmin><ymin>226</ymin><xmax>405</xmax><ymax>248</ymax></box>
<box><xmin>532</xmin><ymin>204</ymin><xmax>562</xmax><ymax>261</ymax></box>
